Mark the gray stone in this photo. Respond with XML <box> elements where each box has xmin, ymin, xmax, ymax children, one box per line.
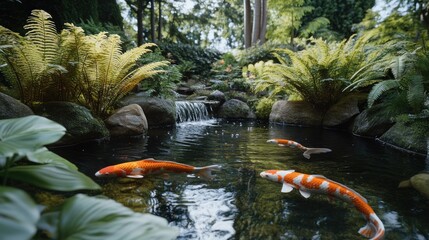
<box><xmin>323</xmin><ymin>95</ymin><xmax>360</xmax><ymax>127</ymax></box>
<box><xmin>218</xmin><ymin>99</ymin><xmax>255</xmax><ymax>119</ymax></box>
<box><xmin>32</xmin><ymin>101</ymin><xmax>109</xmax><ymax>145</ymax></box>
<box><xmin>269</xmin><ymin>100</ymin><xmax>323</xmax><ymax>126</ymax></box>
<box><xmin>105</xmin><ymin>104</ymin><xmax>148</xmax><ymax>137</ymax></box>
<box><xmin>207</xmin><ymin>90</ymin><xmax>226</xmax><ymax>104</ymax></box>
<box><xmin>0</xmin><ymin>92</ymin><xmax>33</xmax><ymax>119</ymax></box>
<box><xmin>119</xmin><ymin>94</ymin><xmax>176</xmax><ymax>127</ymax></box>
<box><xmin>352</xmin><ymin>105</ymin><xmax>394</xmax><ymax>137</ymax></box>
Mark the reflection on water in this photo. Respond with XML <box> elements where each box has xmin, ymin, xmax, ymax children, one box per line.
<box><xmin>53</xmin><ymin>120</ymin><xmax>429</xmax><ymax>240</ymax></box>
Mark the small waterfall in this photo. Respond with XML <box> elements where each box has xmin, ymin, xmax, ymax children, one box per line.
<box><xmin>175</xmin><ymin>101</ymin><xmax>212</xmax><ymax>123</ymax></box>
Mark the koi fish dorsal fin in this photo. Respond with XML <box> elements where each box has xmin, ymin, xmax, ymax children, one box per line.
<box><xmin>281</xmin><ymin>183</ymin><xmax>294</xmax><ymax>193</ymax></box>
<box><xmin>312</xmin><ymin>175</ymin><xmax>368</xmax><ymax>203</ymax></box>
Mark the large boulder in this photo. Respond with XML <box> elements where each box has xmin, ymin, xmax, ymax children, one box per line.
<box><xmin>119</xmin><ymin>94</ymin><xmax>176</xmax><ymax>127</ymax></box>
<box><xmin>323</xmin><ymin>95</ymin><xmax>360</xmax><ymax>127</ymax></box>
<box><xmin>269</xmin><ymin>100</ymin><xmax>323</xmax><ymax>126</ymax></box>
<box><xmin>32</xmin><ymin>102</ymin><xmax>109</xmax><ymax>145</ymax></box>
<box><xmin>352</xmin><ymin>104</ymin><xmax>394</xmax><ymax>137</ymax></box>
<box><xmin>0</xmin><ymin>92</ymin><xmax>33</xmax><ymax>119</ymax></box>
<box><xmin>105</xmin><ymin>104</ymin><xmax>148</xmax><ymax>137</ymax></box>
<box><xmin>218</xmin><ymin>99</ymin><xmax>255</xmax><ymax>119</ymax></box>
<box><xmin>378</xmin><ymin>117</ymin><xmax>429</xmax><ymax>155</ymax></box>
<box><xmin>399</xmin><ymin>172</ymin><xmax>429</xmax><ymax>200</ymax></box>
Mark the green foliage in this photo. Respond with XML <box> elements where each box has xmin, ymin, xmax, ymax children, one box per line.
<box><xmin>0</xmin><ymin>10</ymin><xmax>167</xmax><ymax>117</ymax></box>
<box><xmin>236</xmin><ymin>41</ymin><xmax>290</xmax><ymax>67</ymax></box>
<box><xmin>255</xmin><ymin>97</ymin><xmax>275</xmax><ymax>119</ymax></box>
<box><xmin>245</xmin><ymin>34</ymin><xmax>393</xmax><ymax>112</ymax></box>
<box><xmin>158</xmin><ymin>42</ymin><xmax>221</xmax><ymax>79</ymax></box>
<box><xmin>138</xmin><ymin>49</ymin><xmax>182</xmax><ymax>98</ymax></box>
<box><xmin>303</xmin><ymin>0</ymin><xmax>375</xmax><ymax>38</ymax></box>
<box><xmin>0</xmin><ymin>115</ymin><xmax>178</xmax><ymax>240</ymax></box>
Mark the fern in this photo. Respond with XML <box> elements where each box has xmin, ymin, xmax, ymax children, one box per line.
<box><xmin>367</xmin><ymin>80</ymin><xmax>400</xmax><ymax>107</ymax></box>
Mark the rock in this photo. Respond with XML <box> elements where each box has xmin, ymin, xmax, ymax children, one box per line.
<box><xmin>323</xmin><ymin>95</ymin><xmax>360</xmax><ymax>127</ymax></box>
<box><xmin>119</xmin><ymin>94</ymin><xmax>176</xmax><ymax>127</ymax></box>
<box><xmin>32</xmin><ymin>102</ymin><xmax>109</xmax><ymax>145</ymax></box>
<box><xmin>0</xmin><ymin>92</ymin><xmax>33</xmax><ymax>119</ymax></box>
<box><xmin>352</xmin><ymin>104</ymin><xmax>394</xmax><ymax>137</ymax></box>
<box><xmin>218</xmin><ymin>99</ymin><xmax>255</xmax><ymax>119</ymax></box>
<box><xmin>207</xmin><ymin>90</ymin><xmax>226</xmax><ymax>104</ymax></box>
<box><xmin>378</xmin><ymin>117</ymin><xmax>428</xmax><ymax>155</ymax></box>
<box><xmin>398</xmin><ymin>172</ymin><xmax>429</xmax><ymax>200</ymax></box>
<box><xmin>105</xmin><ymin>104</ymin><xmax>148</xmax><ymax>137</ymax></box>
<box><xmin>269</xmin><ymin>100</ymin><xmax>323</xmax><ymax>126</ymax></box>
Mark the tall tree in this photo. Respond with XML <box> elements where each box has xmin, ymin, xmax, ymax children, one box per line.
<box><xmin>150</xmin><ymin>0</ymin><xmax>155</xmax><ymax>41</ymax></box>
<box><xmin>125</xmin><ymin>0</ymin><xmax>149</xmax><ymax>46</ymax></box>
<box><xmin>244</xmin><ymin>0</ymin><xmax>252</xmax><ymax>48</ymax></box>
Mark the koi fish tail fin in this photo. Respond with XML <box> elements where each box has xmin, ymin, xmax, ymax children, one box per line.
<box><xmin>195</xmin><ymin>165</ymin><xmax>222</xmax><ymax>180</ymax></box>
<box><xmin>303</xmin><ymin>148</ymin><xmax>332</xmax><ymax>159</ymax></box>
<box><xmin>359</xmin><ymin>214</ymin><xmax>385</xmax><ymax>240</ymax></box>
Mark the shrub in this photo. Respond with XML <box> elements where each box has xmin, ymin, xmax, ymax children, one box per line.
<box><xmin>255</xmin><ymin>97</ymin><xmax>275</xmax><ymax>119</ymax></box>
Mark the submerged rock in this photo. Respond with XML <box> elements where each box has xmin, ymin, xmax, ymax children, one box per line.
<box><xmin>398</xmin><ymin>172</ymin><xmax>429</xmax><ymax>200</ymax></box>
<box><xmin>0</xmin><ymin>92</ymin><xmax>33</xmax><ymax>119</ymax></box>
<box><xmin>119</xmin><ymin>94</ymin><xmax>175</xmax><ymax>127</ymax></box>
<box><xmin>218</xmin><ymin>99</ymin><xmax>255</xmax><ymax>119</ymax></box>
<box><xmin>269</xmin><ymin>100</ymin><xmax>323</xmax><ymax>126</ymax></box>
<box><xmin>105</xmin><ymin>104</ymin><xmax>148</xmax><ymax>137</ymax></box>
<box><xmin>32</xmin><ymin>101</ymin><xmax>109</xmax><ymax>145</ymax></box>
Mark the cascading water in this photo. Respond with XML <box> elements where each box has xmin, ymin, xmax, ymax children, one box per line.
<box><xmin>175</xmin><ymin>101</ymin><xmax>212</xmax><ymax>123</ymax></box>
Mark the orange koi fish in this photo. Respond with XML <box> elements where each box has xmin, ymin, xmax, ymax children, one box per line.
<box><xmin>267</xmin><ymin>138</ymin><xmax>332</xmax><ymax>159</ymax></box>
<box><xmin>260</xmin><ymin>170</ymin><xmax>385</xmax><ymax>240</ymax></box>
<box><xmin>95</xmin><ymin>158</ymin><xmax>221</xmax><ymax>180</ymax></box>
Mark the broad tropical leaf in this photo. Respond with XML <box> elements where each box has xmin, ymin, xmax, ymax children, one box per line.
<box><xmin>0</xmin><ymin>187</ymin><xmax>41</xmax><ymax>240</ymax></box>
<box><xmin>39</xmin><ymin>194</ymin><xmax>178</xmax><ymax>240</ymax></box>
<box><xmin>2</xmin><ymin>165</ymin><xmax>100</xmax><ymax>191</ymax></box>
<box><xmin>0</xmin><ymin>116</ymin><xmax>66</xmax><ymax>158</ymax></box>
<box><xmin>26</xmin><ymin>147</ymin><xmax>77</xmax><ymax>170</ymax></box>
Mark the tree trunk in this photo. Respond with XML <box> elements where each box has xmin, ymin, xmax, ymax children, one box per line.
<box><xmin>258</xmin><ymin>0</ymin><xmax>267</xmax><ymax>45</ymax></box>
<box><xmin>150</xmin><ymin>0</ymin><xmax>155</xmax><ymax>41</ymax></box>
<box><xmin>157</xmin><ymin>0</ymin><xmax>162</xmax><ymax>41</ymax></box>
<box><xmin>251</xmin><ymin>0</ymin><xmax>261</xmax><ymax>46</ymax></box>
<box><xmin>137</xmin><ymin>0</ymin><xmax>144</xmax><ymax>46</ymax></box>
<box><xmin>244</xmin><ymin>0</ymin><xmax>252</xmax><ymax>48</ymax></box>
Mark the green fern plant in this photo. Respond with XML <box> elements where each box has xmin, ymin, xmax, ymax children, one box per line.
<box><xmin>245</xmin><ymin>34</ymin><xmax>395</xmax><ymax>112</ymax></box>
<box><xmin>0</xmin><ymin>10</ymin><xmax>68</xmax><ymax>103</ymax></box>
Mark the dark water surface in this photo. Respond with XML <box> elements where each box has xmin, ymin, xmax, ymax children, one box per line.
<box><xmin>53</xmin><ymin>120</ymin><xmax>429</xmax><ymax>240</ymax></box>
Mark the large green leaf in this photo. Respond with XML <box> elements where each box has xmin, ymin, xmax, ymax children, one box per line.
<box><xmin>0</xmin><ymin>116</ymin><xmax>66</xmax><ymax>158</ymax></box>
<box><xmin>40</xmin><ymin>194</ymin><xmax>178</xmax><ymax>240</ymax></box>
<box><xmin>0</xmin><ymin>186</ymin><xmax>41</xmax><ymax>240</ymax></box>
<box><xmin>2</xmin><ymin>165</ymin><xmax>100</xmax><ymax>191</ymax></box>
<box><xmin>26</xmin><ymin>147</ymin><xmax>77</xmax><ymax>170</ymax></box>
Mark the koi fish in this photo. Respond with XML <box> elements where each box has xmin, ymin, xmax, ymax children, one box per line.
<box><xmin>267</xmin><ymin>138</ymin><xmax>332</xmax><ymax>159</ymax></box>
<box><xmin>95</xmin><ymin>158</ymin><xmax>221</xmax><ymax>180</ymax></box>
<box><xmin>260</xmin><ymin>170</ymin><xmax>385</xmax><ymax>240</ymax></box>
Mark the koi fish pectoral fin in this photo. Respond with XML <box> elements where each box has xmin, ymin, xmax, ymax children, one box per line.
<box><xmin>281</xmin><ymin>183</ymin><xmax>294</xmax><ymax>193</ymax></box>
<box><xmin>126</xmin><ymin>175</ymin><xmax>144</xmax><ymax>179</ymax></box>
<box><xmin>299</xmin><ymin>189</ymin><xmax>311</xmax><ymax>198</ymax></box>
<box><xmin>358</xmin><ymin>222</ymin><xmax>376</xmax><ymax>238</ymax></box>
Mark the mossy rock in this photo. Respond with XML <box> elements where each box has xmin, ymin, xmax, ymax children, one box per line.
<box><xmin>379</xmin><ymin>117</ymin><xmax>429</xmax><ymax>155</ymax></box>
<box><xmin>218</xmin><ymin>99</ymin><xmax>255</xmax><ymax>119</ymax></box>
<box><xmin>32</xmin><ymin>101</ymin><xmax>109</xmax><ymax>145</ymax></box>
<box><xmin>352</xmin><ymin>104</ymin><xmax>394</xmax><ymax>137</ymax></box>
<box><xmin>399</xmin><ymin>172</ymin><xmax>429</xmax><ymax>200</ymax></box>
<box><xmin>0</xmin><ymin>92</ymin><xmax>33</xmax><ymax>119</ymax></box>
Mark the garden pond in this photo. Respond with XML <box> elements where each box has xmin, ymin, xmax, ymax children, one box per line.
<box><xmin>53</xmin><ymin>119</ymin><xmax>429</xmax><ymax>240</ymax></box>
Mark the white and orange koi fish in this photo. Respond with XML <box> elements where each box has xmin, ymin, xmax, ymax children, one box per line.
<box><xmin>95</xmin><ymin>158</ymin><xmax>221</xmax><ymax>180</ymax></box>
<box><xmin>260</xmin><ymin>170</ymin><xmax>385</xmax><ymax>240</ymax></box>
<box><xmin>267</xmin><ymin>138</ymin><xmax>332</xmax><ymax>159</ymax></box>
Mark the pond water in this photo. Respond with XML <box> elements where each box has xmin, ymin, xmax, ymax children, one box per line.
<box><xmin>53</xmin><ymin>119</ymin><xmax>429</xmax><ymax>240</ymax></box>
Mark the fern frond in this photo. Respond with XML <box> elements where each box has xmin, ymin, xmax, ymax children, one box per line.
<box><xmin>24</xmin><ymin>10</ymin><xmax>58</xmax><ymax>63</ymax></box>
<box><xmin>407</xmin><ymin>75</ymin><xmax>425</xmax><ymax>113</ymax></box>
<box><xmin>368</xmin><ymin>80</ymin><xmax>400</xmax><ymax>107</ymax></box>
